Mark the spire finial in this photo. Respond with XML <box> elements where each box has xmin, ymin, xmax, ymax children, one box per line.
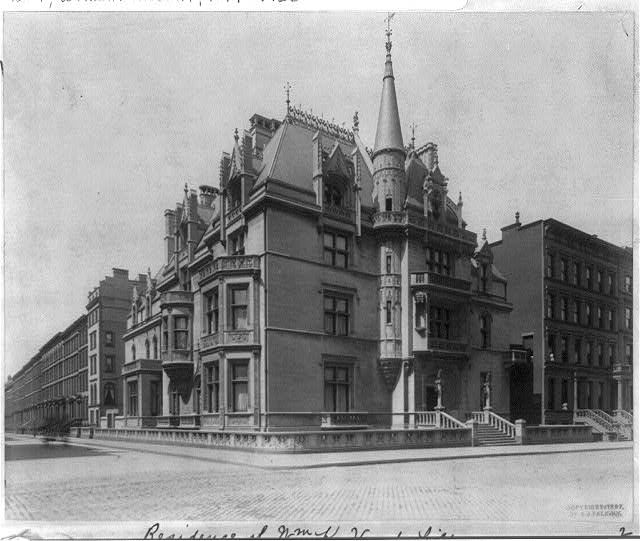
<box><xmin>234</xmin><ymin>128</ymin><xmax>239</xmax><ymax>142</ymax></box>
<box><xmin>410</xmin><ymin>122</ymin><xmax>418</xmax><ymax>149</ymax></box>
<box><xmin>284</xmin><ymin>81</ymin><xmax>291</xmax><ymax>113</ymax></box>
<box><xmin>184</xmin><ymin>182</ymin><xmax>189</xmax><ymax>196</ymax></box>
<box><xmin>515</xmin><ymin>211</ymin><xmax>521</xmax><ymax>225</ymax></box>
<box><xmin>353</xmin><ymin>111</ymin><xmax>359</xmax><ymax>133</ymax></box>
<box><xmin>482</xmin><ymin>228</ymin><xmax>487</xmax><ymax>241</ymax></box>
<box><xmin>458</xmin><ymin>191</ymin><xmax>463</xmax><ymax>205</ymax></box>
<box><xmin>385</xmin><ymin>12</ymin><xmax>395</xmax><ymax>53</ymax></box>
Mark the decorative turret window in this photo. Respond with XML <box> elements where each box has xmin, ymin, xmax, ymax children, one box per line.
<box><xmin>324</xmin><ymin>184</ymin><xmax>343</xmax><ymax>207</ymax></box>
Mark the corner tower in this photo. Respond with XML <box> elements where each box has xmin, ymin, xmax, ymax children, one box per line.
<box><xmin>372</xmin><ymin>21</ymin><xmax>412</xmax><ymax>424</ymax></box>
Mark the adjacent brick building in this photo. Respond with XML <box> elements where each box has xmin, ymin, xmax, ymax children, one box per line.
<box><xmin>491</xmin><ymin>216</ymin><xmax>633</xmax><ymax>424</ymax></box>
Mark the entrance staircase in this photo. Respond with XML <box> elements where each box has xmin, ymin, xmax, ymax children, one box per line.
<box><xmin>470</xmin><ymin>411</ymin><xmax>517</xmax><ymax>446</ymax></box>
<box><xmin>574</xmin><ymin>409</ymin><xmax>632</xmax><ymax>441</ymax></box>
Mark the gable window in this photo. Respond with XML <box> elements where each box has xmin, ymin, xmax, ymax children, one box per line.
<box><xmin>324</xmin><ymin>294</ymin><xmax>350</xmax><ymax>336</ymax></box>
<box><xmin>429</xmin><ymin>306</ymin><xmax>450</xmax><ymax>340</ymax></box>
<box><xmin>324</xmin><ymin>184</ymin><xmax>343</xmax><ymax>208</ymax></box>
<box><xmin>205</xmin><ymin>288</ymin><xmax>219</xmax><ymax>334</ymax></box>
<box><xmin>323</xmin><ymin>232</ymin><xmax>349</xmax><ymax>268</ymax></box>
<box><xmin>207</xmin><ymin>363</ymin><xmax>219</xmax><ymax>413</ymax></box>
<box><xmin>231</xmin><ymin>361</ymin><xmax>249</xmax><ymax>412</ymax></box>
<box><xmin>128</xmin><ymin>381</ymin><xmax>138</xmax><ymax>417</ymax></box>
<box><xmin>324</xmin><ymin>365</ymin><xmax>351</xmax><ymax>412</ymax></box>
<box><xmin>230</xmin><ymin>286</ymin><xmax>249</xmax><ymax>330</ymax></box>
<box><xmin>173</xmin><ymin>316</ymin><xmax>189</xmax><ymax>350</ymax></box>
<box><xmin>228</xmin><ymin>181</ymin><xmax>242</xmax><ymax>209</ymax></box>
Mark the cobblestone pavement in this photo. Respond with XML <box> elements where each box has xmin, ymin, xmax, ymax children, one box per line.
<box><xmin>4</xmin><ymin>436</ymin><xmax>635</xmax><ymax>537</ymax></box>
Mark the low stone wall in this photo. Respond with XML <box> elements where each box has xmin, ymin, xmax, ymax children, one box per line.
<box><xmin>79</xmin><ymin>426</ymin><xmax>471</xmax><ymax>453</ymax></box>
<box><xmin>517</xmin><ymin>423</ymin><xmax>593</xmax><ymax>445</ymax></box>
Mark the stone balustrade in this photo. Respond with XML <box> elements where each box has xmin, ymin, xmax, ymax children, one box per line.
<box><xmin>198</xmin><ymin>255</ymin><xmax>261</xmax><ymax>283</ymax></box>
<box><xmin>411</xmin><ymin>271</ymin><xmax>471</xmax><ymax>291</ymax></box>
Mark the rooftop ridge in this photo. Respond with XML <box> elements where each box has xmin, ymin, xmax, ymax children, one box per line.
<box><xmin>286</xmin><ymin>105</ymin><xmax>355</xmax><ymax>144</ymax></box>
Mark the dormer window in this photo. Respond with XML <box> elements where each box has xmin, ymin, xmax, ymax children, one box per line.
<box><xmin>228</xmin><ymin>180</ymin><xmax>242</xmax><ymax>209</ymax></box>
<box><xmin>324</xmin><ymin>184</ymin><xmax>343</xmax><ymax>208</ymax></box>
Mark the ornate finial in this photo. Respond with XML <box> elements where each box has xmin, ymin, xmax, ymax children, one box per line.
<box><xmin>385</xmin><ymin>12</ymin><xmax>395</xmax><ymax>53</ymax></box>
<box><xmin>458</xmin><ymin>192</ymin><xmax>463</xmax><ymax>205</ymax></box>
<box><xmin>515</xmin><ymin>211</ymin><xmax>521</xmax><ymax>224</ymax></box>
<box><xmin>352</xmin><ymin>111</ymin><xmax>359</xmax><ymax>132</ymax></box>
<box><xmin>482</xmin><ymin>228</ymin><xmax>487</xmax><ymax>241</ymax></box>
<box><xmin>234</xmin><ymin>128</ymin><xmax>239</xmax><ymax>142</ymax></box>
<box><xmin>184</xmin><ymin>182</ymin><xmax>189</xmax><ymax>196</ymax></box>
<box><xmin>284</xmin><ymin>81</ymin><xmax>291</xmax><ymax>113</ymax></box>
<box><xmin>409</xmin><ymin>122</ymin><xmax>418</xmax><ymax>149</ymax></box>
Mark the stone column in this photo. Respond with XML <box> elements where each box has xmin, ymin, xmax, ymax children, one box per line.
<box><xmin>617</xmin><ymin>378</ymin><xmax>623</xmax><ymax>411</ymax></box>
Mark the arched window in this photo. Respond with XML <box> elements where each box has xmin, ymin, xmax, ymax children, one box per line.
<box><xmin>145</xmin><ymin>339</ymin><xmax>150</xmax><ymax>359</ymax></box>
<box><xmin>104</xmin><ymin>383</ymin><xmax>116</xmax><ymax>407</ymax></box>
<box><xmin>152</xmin><ymin>336</ymin><xmax>158</xmax><ymax>359</ymax></box>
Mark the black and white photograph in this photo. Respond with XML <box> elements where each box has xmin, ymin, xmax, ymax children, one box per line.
<box><xmin>2</xmin><ymin>3</ymin><xmax>638</xmax><ymax>538</ymax></box>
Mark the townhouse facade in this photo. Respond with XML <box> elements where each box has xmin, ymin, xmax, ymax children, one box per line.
<box><xmin>119</xmin><ymin>32</ymin><xmax>530</xmax><ymax>432</ymax></box>
<box><xmin>491</xmin><ymin>216</ymin><xmax>633</xmax><ymax>424</ymax></box>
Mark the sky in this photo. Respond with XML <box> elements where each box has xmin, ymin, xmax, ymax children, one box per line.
<box><xmin>3</xmin><ymin>10</ymin><xmax>636</xmax><ymax>378</ymax></box>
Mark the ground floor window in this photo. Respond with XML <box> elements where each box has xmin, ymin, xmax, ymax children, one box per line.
<box><xmin>128</xmin><ymin>381</ymin><xmax>138</xmax><ymax>416</ymax></box>
<box><xmin>324</xmin><ymin>365</ymin><xmax>351</xmax><ymax>412</ymax></box>
<box><xmin>231</xmin><ymin>362</ymin><xmax>249</xmax><ymax>412</ymax></box>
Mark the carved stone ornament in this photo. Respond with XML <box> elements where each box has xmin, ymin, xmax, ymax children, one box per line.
<box><xmin>377</xmin><ymin>358</ymin><xmax>403</xmax><ymax>392</ymax></box>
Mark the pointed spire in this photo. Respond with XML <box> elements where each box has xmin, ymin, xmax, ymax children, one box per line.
<box><xmin>284</xmin><ymin>81</ymin><xmax>291</xmax><ymax>113</ymax></box>
<box><xmin>373</xmin><ymin>13</ymin><xmax>404</xmax><ymax>158</ymax></box>
<box><xmin>234</xmin><ymin>128</ymin><xmax>239</xmax><ymax>142</ymax></box>
<box><xmin>458</xmin><ymin>192</ymin><xmax>463</xmax><ymax>206</ymax></box>
<box><xmin>482</xmin><ymin>228</ymin><xmax>487</xmax><ymax>242</ymax></box>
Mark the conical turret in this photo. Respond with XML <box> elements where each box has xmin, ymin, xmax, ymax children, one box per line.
<box><xmin>373</xmin><ymin>34</ymin><xmax>404</xmax><ymax>158</ymax></box>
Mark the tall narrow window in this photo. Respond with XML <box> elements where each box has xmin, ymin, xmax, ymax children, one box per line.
<box><xmin>386</xmin><ymin>300</ymin><xmax>392</xmax><ymax>325</ymax></box>
<box><xmin>586</xmin><ymin>303</ymin><xmax>592</xmax><ymax>326</ymax></box>
<box><xmin>572</xmin><ymin>300</ymin><xmax>579</xmax><ymax>323</ymax></box>
<box><xmin>105</xmin><ymin>356</ymin><xmax>114</xmax><ymax>373</ymax></box>
<box><xmin>207</xmin><ymin>364</ymin><xmax>219</xmax><ymax>413</ymax></box>
<box><xmin>547</xmin><ymin>294</ymin><xmax>555</xmax><ymax>319</ymax></box>
<box><xmin>597</xmin><ymin>306</ymin><xmax>603</xmax><ymax>328</ymax></box>
<box><xmin>174</xmin><ymin>316</ymin><xmax>188</xmax><ymax>349</ymax></box>
<box><xmin>547</xmin><ymin>333</ymin><xmax>556</xmax><ymax>360</ymax></box>
<box><xmin>105</xmin><ymin>332</ymin><xmax>114</xmax><ymax>347</ymax></box>
<box><xmin>429</xmin><ymin>306</ymin><xmax>451</xmax><ymax>339</ymax></box>
<box><xmin>480</xmin><ymin>315</ymin><xmax>490</xmax><ymax>348</ymax></box>
<box><xmin>625</xmin><ymin>343</ymin><xmax>632</xmax><ymax>363</ymax></box>
<box><xmin>560</xmin><ymin>258</ymin><xmax>568</xmax><ymax>282</ymax></box>
<box><xmin>608</xmin><ymin>344</ymin><xmax>615</xmax><ymax>366</ymax></box>
<box><xmin>324</xmin><ymin>294</ymin><xmax>350</xmax><ymax>336</ymax></box>
<box><xmin>625</xmin><ymin>307</ymin><xmax>632</xmax><ymax>330</ymax></box>
<box><xmin>561</xmin><ymin>336</ymin><xmax>568</xmax><ymax>363</ymax></box>
<box><xmin>560</xmin><ymin>297</ymin><xmax>568</xmax><ymax>321</ymax></box>
<box><xmin>324</xmin><ymin>184</ymin><xmax>343</xmax><ymax>207</ymax></box>
<box><xmin>561</xmin><ymin>379</ymin><xmax>569</xmax><ymax>405</ymax></box>
<box><xmin>597</xmin><ymin>343</ymin><xmax>604</xmax><ymax>366</ymax></box>
<box><xmin>597</xmin><ymin>270</ymin><xmax>603</xmax><ymax>292</ymax></box>
<box><xmin>231</xmin><ymin>362</ymin><xmax>249</xmax><ymax>412</ymax></box>
<box><xmin>230</xmin><ymin>286</ymin><xmax>249</xmax><ymax>330</ymax></box>
<box><xmin>547</xmin><ymin>378</ymin><xmax>555</xmax><ymax>410</ymax></box>
<box><xmin>324</xmin><ymin>365</ymin><xmax>351</xmax><ymax>412</ymax></box>
<box><xmin>152</xmin><ymin>336</ymin><xmax>158</xmax><ymax>359</ymax></box>
<box><xmin>385</xmin><ymin>196</ymin><xmax>392</xmax><ymax>211</ymax></box>
<box><xmin>586</xmin><ymin>342</ymin><xmax>593</xmax><ymax>365</ymax></box>
<box><xmin>573</xmin><ymin>262</ymin><xmax>580</xmax><ymax>286</ymax></box>
<box><xmin>608</xmin><ymin>274</ymin><xmax>614</xmax><ymax>295</ymax></box>
<box><xmin>145</xmin><ymin>339</ymin><xmax>150</xmax><ymax>359</ymax></box>
<box><xmin>386</xmin><ymin>254</ymin><xmax>392</xmax><ymax>274</ymax></box>
<box><xmin>574</xmin><ymin>339</ymin><xmax>582</xmax><ymax>364</ymax></box>
<box><xmin>104</xmin><ymin>383</ymin><xmax>115</xmax><ymax>407</ymax></box>
<box><xmin>480</xmin><ymin>264</ymin><xmax>488</xmax><ymax>292</ymax></box>
<box><xmin>586</xmin><ymin>267</ymin><xmax>593</xmax><ymax>289</ymax></box>
<box><xmin>169</xmin><ymin>383</ymin><xmax>180</xmax><ymax>416</ymax></box>
<box><xmin>162</xmin><ymin>317</ymin><xmax>168</xmax><ymax>351</ymax></box>
<box><xmin>323</xmin><ymin>232</ymin><xmax>349</xmax><ymax>268</ymax></box>
<box><xmin>150</xmin><ymin>381</ymin><xmax>159</xmax><ymax>416</ymax></box>
<box><xmin>545</xmin><ymin>251</ymin><xmax>553</xmax><ymax>278</ymax></box>
<box><xmin>625</xmin><ymin>275</ymin><xmax>632</xmax><ymax>293</ymax></box>
<box><xmin>131</xmin><ymin>345</ymin><xmax>136</xmax><ymax>361</ymax></box>
<box><xmin>128</xmin><ymin>381</ymin><xmax>138</xmax><ymax>416</ymax></box>
<box><xmin>206</xmin><ymin>288</ymin><xmax>219</xmax><ymax>334</ymax></box>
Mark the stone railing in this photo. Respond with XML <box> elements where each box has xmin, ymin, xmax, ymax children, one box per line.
<box><xmin>379</xmin><ymin>274</ymin><xmax>401</xmax><ymax>288</ymax></box>
<box><xmin>615</xmin><ymin>409</ymin><xmax>633</xmax><ymax>424</ymax></box>
<box><xmin>502</xmin><ymin>349</ymin><xmax>530</xmax><ymax>364</ymax></box>
<box><xmin>429</xmin><ymin>337</ymin><xmax>468</xmax><ymax>353</ymax></box>
<box><xmin>160</xmin><ymin>291</ymin><xmax>194</xmax><ymax>307</ymax></box>
<box><xmin>516</xmin><ymin>421</ymin><xmax>594</xmax><ymax>445</ymax></box>
<box><xmin>323</xmin><ymin>204</ymin><xmax>354</xmax><ymax>223</ymax></box>
<box><xmin>411</xmin><ymin>271</ymin><xmax>471</xmax><ymax>291</ymax></box>
<box><xmin>79</xmin><ymin>425</ymin><xmax>471</xmax><ymax>452</ymax></box>
<box><xmin>320</xmin><ymin>411</ymin><xmax>367</xmax><ymax>428</ymax></box>
<box><xmin>439</xmin><ymin>411</ymin><xmax>466</xmax><ymax>429</ymax></box>
<box><xmin>415</xmin><ymin>411</ymin><xmax>437</xmax><ymax>426</ymax></box>
<box><xmin>224</xmin><ymin>329</ymin><xmax>254</xmax><ymax>345</ymax></box>
<box><xmin>198</xmin><ymin>255</ymin><xmax>261</xmax><ymax>283</ymax></box>
<box><xmin>473</xmin><ymin>410</ymin><xmax>515</xmax><ymax>437</ymax></box>
<box><xmin>161</xmin><ymin>349</ymin><xmax>191</xmax><ymax>365</ymax></box>
<box><xmin>574</xmin><ymin>409</ymin><xmax>618</xmax><ymax>433</ymax></box>
<box><xmin>200</xmin><ymin>332</ymin><xmax>221</xmax><ymax>350</ymax></box>
<box><xmin>372</xmin><ymin>211</ymin><xmax>406</xmax><ymax>228</ymax></box>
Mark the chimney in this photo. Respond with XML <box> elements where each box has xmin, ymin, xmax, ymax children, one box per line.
<box><xmin>112</xmin><ymin>268</ymin><xmax>129</xmax><ymax>280</ymax></box>
<box><xmin>187</xmin><ymin>190</ymin><xmax>198</xmax><ymax>262</ymax></box>
<box><xmin>199</xmin><ymin>185</ymin><xmax>218</xmax><ymax>208</ymax></box>
<box><xmin>164</xmin><ymin>209</ymin><xmax>176</xmax><ymax>263</ymax></box>
<box><xmin>249</xmin><ymin>114</ymin><xmax>280</xmax><ymax>155</ymax></box>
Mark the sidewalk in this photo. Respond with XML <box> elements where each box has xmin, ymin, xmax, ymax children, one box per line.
<box><xmin>22</xmin><ymin>433</ymin><xmax>633</xmax><ymax>470</ymax></box>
